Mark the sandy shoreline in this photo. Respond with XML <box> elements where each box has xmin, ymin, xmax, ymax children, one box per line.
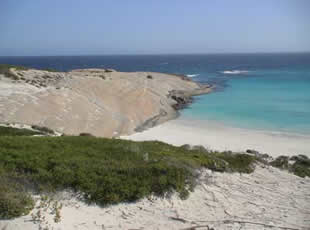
<box><xmin>122</xmin><ymin>117</ymin><xmax>310</xmax><ymax>158</ymax></box>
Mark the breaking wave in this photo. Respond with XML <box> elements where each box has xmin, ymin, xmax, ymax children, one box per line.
<box><xmin>187</xmin><ymin>74</ymin><xmax>200</xmax><ymax>78</ymax></box>
<box><xmin>221</xmin><ymin>70</ymin><xmax>249</xmax><ymax>75</ymax></box>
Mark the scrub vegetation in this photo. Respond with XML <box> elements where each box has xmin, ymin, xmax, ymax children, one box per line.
<box><xmin>270</xmin><ymin>155</ymin><xmax>310</xmax><ymax>178</ymax></box>
<box><xmin>0</xmin><ymin>126</ymin><xmax>256</xmax><ymax>219</ymax></box>
<box><xmin>0</xmin><ymin>64</ymin><xmax>28</xmax><ymax>80</ymax></box>
<box><xmin>0</xmin><ymin>126</ymin><xmax>42</xmax><ymax>136</ymax></box>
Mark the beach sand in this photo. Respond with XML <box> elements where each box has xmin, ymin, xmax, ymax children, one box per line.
<box><xmin>122</xmin><ymin>118</ymin><xmax>310</xmax><ymax>158</ymax></box>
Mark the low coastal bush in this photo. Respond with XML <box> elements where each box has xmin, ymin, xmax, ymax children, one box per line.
<box><xmin>270</xmin><ymin>155</ymin><xmax>289</xmax><ymax>169</ymax></box>
<box><xmin>0</xmin><ymin>176</ymin><xmax>34</xmax><ymax>219</ymax></box>
<box><xmin>0</xmin><ymin>64</ymin><xmax>28</xmax><ymax>80</ymax></box>
<box><xmin>0</xmin><ymin>126</ymin><xmax>256</xmax><ymax>219</ymax></box>
<box><xmin>270</xmin><ymin>155</ymin><xmax>310</xmax><ymax>178</ymax></box>
<box><xmin>0</xmin><ymin>126</ymin><xmax>42</xmax><ymax>136</ymax></box>
<box><xmin>214</xmin><ymin>152</ymin><xmax>255</xmax><ymax>173</ymax></box>
<box><xmin>0</xmin><ymin>64</ymin><xmax>29</xmax><ymax>72</ymax></box>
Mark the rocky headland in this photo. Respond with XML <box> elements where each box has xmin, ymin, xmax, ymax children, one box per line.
<box><xmin>0</xmin><ymin>65</ymin><xmax>212</xmax><ymax>137</ymax></box>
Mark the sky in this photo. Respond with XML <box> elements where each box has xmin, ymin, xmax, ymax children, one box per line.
<box><xmin>0</xmin><ymin>0</ymin><xmax>309</xmax><ymax>56</ymax></box>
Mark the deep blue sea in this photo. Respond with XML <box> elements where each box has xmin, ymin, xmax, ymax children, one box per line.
<box><xmin>1</xmin><ymin>53</ymin><xmax>310</xmax><ymax>134</ymax></box>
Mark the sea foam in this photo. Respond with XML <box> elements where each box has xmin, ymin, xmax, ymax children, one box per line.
<box><xmin>187</xmin><ymin>74</ymin><xmax>200</xmax><ymax>78</ymax></box>
<box><xmin>222</xmin><ymin>70</ymin><xmax>249</xmax><ymax>75</ymax></box>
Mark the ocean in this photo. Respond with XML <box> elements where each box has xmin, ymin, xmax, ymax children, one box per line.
<box><xmin>1</xmin><ymin>53</ymin><xmax>310</xmax><ymax>135</ymax></box>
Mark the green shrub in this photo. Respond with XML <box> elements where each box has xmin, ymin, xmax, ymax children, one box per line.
<box><xmin>0</xmin><ymin>136</ymin><xmax>256</xmax><ymax>209</ymax></box>
<box><xmin>270</xmin><ymin>156</ymin><xmax>289</xmax><ymax>169</ymax></box>
<box><xmin>0</xmin><ymin>176</ymin><xmax>34</xmax><ymax>219</ymax></box>
<box><xmin>270</xmin><ymin>155</ymin><xmax>310</xmax><ymax>178</ymax></box>
<box><xmin>212</xmin><ymin>152</ymin><xmax>256</xmax><ymax>173</ymax></box>
<box><xmin>0</xmin><ymin>64</ymin><xmax>29</xmax><ymax>80</ymax></box>
<box><xmin>0</xmin><ymin>126</ymin><xmax>43</xmax><ymax>136</ymax></box>
<box><xmin>290</xmin><ymin>155</ymin><xmax>310</xmax><ymax>178</ymax></box>
<box><xmin>0</xmin><ymin>126</ymin><xmax>257</xmax><ymax>216</ymax></box>
<box><xmin>0</xmin><ymin>64</ymin><xmax>28</xmax><ymax>72</ymax></box>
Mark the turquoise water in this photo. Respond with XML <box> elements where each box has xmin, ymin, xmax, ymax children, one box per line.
<box><xmin>183</xmin><ymin>68</ymin><xmax>310</xmax><ymax>134</ymax></box>
<box><xmin>1</xmin><ymin>53</ymin><xmax>310</xmax><ymax>134</ymax></box>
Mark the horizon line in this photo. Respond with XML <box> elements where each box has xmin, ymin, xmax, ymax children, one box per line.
<box><xmin>1</xmin><ymin>51</ymin><xmax>310</xmax><ymax>58</ymax></box>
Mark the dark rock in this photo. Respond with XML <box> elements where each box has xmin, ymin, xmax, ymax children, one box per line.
<box><xmin>105</xmin><ymin>69</ymin><xmax>116</xmax><ymax>73</ymax></box>
<box><xmin>79</xmin><ymin>133</ymin><xmax>94</xmax><ymax>137</ymax></box>
<box><xmin>147</xmin><ymin>75</ymin><xmax>153</xmax><ymax>79</ymax></box>
<box><xmin>246</xmin><ymin>149</ymin><xmax>260</xmax><ymax>155</ymax></box>
<box><xmin>180</xmin><ymin>144</ymin><xmax>191</xmax><ymax>151</ymax></box>
<box><xmin>168</xmin><ymin>90</ymin><xmax>193</xmax><ymax>110</ymax></box>
<box><xmin>31</xmin><ymin>125</ymin><xmax>54</xmax><ymax>134</ymax></box>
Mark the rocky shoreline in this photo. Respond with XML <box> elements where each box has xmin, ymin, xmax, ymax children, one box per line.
<box><xmin>0</xmin><ymin>65</ymin><xmax>213</xmax><ymax>137</ymax></box>
<box><xmin>135</xmin><ymin>84</ymin><xmax>213</xmax><ymax>132</ymax></box>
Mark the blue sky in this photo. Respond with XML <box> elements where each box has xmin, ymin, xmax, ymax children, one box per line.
<box><xmin>1</xmin><ymin>0</ymin><xmax>309</xmax><ymax>56</ymax></box>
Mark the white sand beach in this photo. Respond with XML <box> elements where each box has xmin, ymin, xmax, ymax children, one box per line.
<box><xmin>122</xmin><ymin>118</ymin><xmax>310</xmax><ymax>158</ymax></box>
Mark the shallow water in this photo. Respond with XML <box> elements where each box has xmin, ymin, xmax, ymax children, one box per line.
<box><xmin>183</xmin><ymin>68</ymin><xmax>310</xmax><ymax>134</ymax></box>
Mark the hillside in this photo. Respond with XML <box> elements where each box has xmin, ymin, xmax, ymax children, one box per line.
<box><xmin>0</xmin><ymin>64</ymin><xmax>212</xmax><ymax>137</ymax></box>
